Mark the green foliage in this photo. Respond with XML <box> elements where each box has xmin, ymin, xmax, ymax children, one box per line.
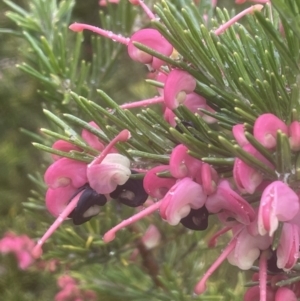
<box><xmin>2</xmin><ymin>0</ymin><xmax>300</xmax><ymax>300</ymax></box>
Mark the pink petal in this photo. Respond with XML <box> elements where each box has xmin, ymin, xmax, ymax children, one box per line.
<box><xmin>289</xmin><ymin>121</ymin><xmax>300</xmax><ymax>151</ymax></box>
<box><xmin>277</xmin><ymin>223</ymin><xmax>299</xmax><ymax>270</ymax></box>
<box><xmin>233</xmin><ymin>144</ymin><xmax>274</xmax><ymax>194</ymax></box>
<box><xmin>275</xmin><ymin>287</ymin><xmax>297</xmax><ymax>301</ymax></box>
<box><xmin>87</xmin><ymin>153</ymin><xmax>131</xmax><ymax>194</ymax></box>
<box><xmin>143</xmin><ymin>165</ymin><xmax>176</xmax><ymax>199</ymax></box>
<box><xmin>127</xmin><ymin>29</ymin><xmax>173</xmax><ymax>69</ymax></box>
<box><xmin>159</xmin><ymin>178</ymin><xmax>206</xmax><ymax>225</ymax></box>
<box><xmin>45</xmin><ymin>185</ymin><xmax>78</xmax><ymax>217</ymax></box>
<box><xmin>44</xmin><ymin>157</ymin><xmax>88</xmax><ymax>189</ymax></box>
<box><xmin>169</xmin><ymin>144</ymin><xmax>202</xmax><ymax>179</ymax></box>
<box><xmin>258</xmin><ymin>181</ymin><xmax>299</xmax><ymax>236</ymax></box>
<box><xmin>227</xmin><ymin>227</ymin><xmax>271</xmax><ymax>270</ymax></box>
<box><xmin>51</xmin><ymin>140</ymin><xmax>81</xmax><ymax>161</ymax></box>
<box><xmin>232</xmin><ymin>124</ymin><xmax>248</xmax><ymax>147</ymax></box>
<box><xmin>253</xmin><ymin>114</ymin><xmax>288</xmax><ymax>149</ymax></box>
<box><xmin>81</xmin><ymin>121</ymin><xmax>106</xmax><ymax>152</ymax></box>
<box><xmin>164</xmin><ymin>70</ymin><xmax>196</xmax><ymax>110</ymax></box>
<box><xmin>206</xmin><ymin>180</ymin><xmax>255</xmax><ymax>225</ymax></box>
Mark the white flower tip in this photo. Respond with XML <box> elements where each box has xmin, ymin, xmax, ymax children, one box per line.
<box><xmin>253</xmin><ymin>4</ymin><xmax>264</xmax><ymax>12</ymax></box>
<box><xmin>103</xmin><ymin>232</ymin><xmax>115</xmax><ymax>243</ymax></box>
<box><xmin>69</xmin><ymin>23</ymin><xmax>83</xmax><ymax>32</ymax></box>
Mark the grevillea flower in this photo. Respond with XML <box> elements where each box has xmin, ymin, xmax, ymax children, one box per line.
<box><xmin>276</xmin><ymin>223</ymin><xmax>300</xmax><ymax>270</ymax></box>
<box><xmin>275</xmin><ymin>287</ymin><xmax>297</xmax><ymax>301</ymax></box>
<box><xmin>110</xmin><ymin>171</ymin><xmax>148</xmax><ymax>207</ymax></box>
<box><xmin>206</xmin><ymin>180</ymin><xmax>256</xmax><ymax>225</ymax></box>
<box><xmin>243</xmin><ymin>286</ymin><xmax>275</xmax><ymax>301</ymax></box>
<box><xmin>257</xmin><ymin>181</ymin><xmax>299</xmax><ymax>236</ymax></box>
<box><xmin>163</xmin><ymin>92</ymin><xmax>208</xmax><ymax>126</ymax></box>
<box><xmin>232</xmin><ymin>124</ymin><xmax>249</xmax><ymax>147</ymax></box>
<box><xmin>163</xmin><ymin>70</ymin><xmax>196</xmax><ymax>110</ymax></box>
<box><xmin>253</xmin><ymin>113</ymin><xmax>288</xmax><ymax>149</ymax></box>
<box><xmin>81</xmin><ymin>121</ymin><xmax>107</xmax><ymax>152</ymax></box>
<box><xmin>87</xmin><ymin>153</ymin><xmax>131</xmax><ymax>194</ymax></box>
<box><xmin>0</xmin><ymin>232</ymin><xmax>35</xmax><ymax>270</ymax></box>
<box><xmin>55</xmin><ymin>275</ymin><xmax>97</xmax><ymax>301</ymax></box>
<box><xmin>143</xmin><ymin>165</ymin><xmax>176</xmax><ymax>199</ymax></box>
<box><xmin>44</xmin><ymin>157</ymin><xmax>88</xmax><ymax>189</ymax></box>
<box><xmin>227</xmin><ymin>225</ymin><xmax>271</xmax><ymax>270</ymax></box>
<box><xmin>51</xmin><ymin>140</ymin><xmax>82</xmax><ymax>161</ymax></box>
<box><xmin>159</xmin><ymin>177</ymin><xmax>207</xmax><ymax>225</ymax></box>
<box><xmin>289</xmin><ymin>121</ymin><xmax>300</xmax><ymax>151</ymax></box>
<box><xmin>233</xmin><ymin>144</ymin><xmax>274</xmax><ymax>194</ymax></box>
<box><xmin>69</xmin><ymin>24</ymin><xmax>173</xmax><ymax>69</ymax></box>
<box><xmin>169</xmin><ymin>144</ymin><xmax>202</xmax><ymax>180</ymax></box>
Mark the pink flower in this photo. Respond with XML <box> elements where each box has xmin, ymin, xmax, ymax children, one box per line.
<box><xmin>44</xmin><ymin>157</ymin><xmax>88</xmax><ymax>189</ymax></box>
<box><xmin>163</xmin><ymin>92</ymin><xmax>208</xmax><ymax>126</ymax></box>
<box><xmin>55</xmin><ymin>275</ymin><xmax>97</xmax><ymax>301</ymax></box>
<box><xmin>87</xmin><ymin>153</ymin><xmax>131</xmax><ymax>194</ymax></box>
<box><xmin>143</xmin><ymin>165</ymin><xmax>176</xmax><ymax>199</ymax></box>
<box><xmin>257</xmin><ymin>181</ymin><xmax>299</xmax><ymax>236</ymax></box>
<box><xmin>227</xmin><ymin>225</ymin><xmax>271</xmax><ymax>270</ymax></box>
<box><xmin>159</xmin><ymin>178</ymin><xmax>206</xmax><ymax>225</ymax></box>
<box><xmin>233</xmin><ymin>144</ymin><xmax>273</xmax><ymax>194</ymax></box>
<box><xmin>69</xmin><ymin>24</ymin><xmax>173</xmax><ymax>69</ymax></box>
<box><xmin>206</xmin><ymin>180</ymin><xmax>256</xmax><ymax>225</ymax></box>
<box><xmin>289</xmin><ymin>121</ymin><xmax>300</xmax><ymax>151</ymax></box>
<box><xmin>276</xmin><ymin>223</ymin><xmax>300</xmax><ymax>270</ymax></box>
<box><xmin>0</xmin><ymin>232</ymin><xmax>35</xmax><ymax>270</ymax></box>
<box><xmin>128</xmin><ymin>29</ymin><xmax>173</xmax><ymax>69</ymax></box>
<box><xmin>253</xmin><ymin>113</ymin><xmax>288</xmax><ymax>149</ymax></box>
<box><xmin>244</xmin><ymin>286</ymin><xmax>275</xmax><ymax>301</ymax></box>
<box><xmin>232</xmin><ymin>124</ymin><xmax>249</xmax><ymax>147</ymax></box>
<box><xmin>163</xmin><ymin>70</ymin><xmax>196</xmax><ymax>110</ymax></box>
<box><xmin>169</xmin><ymin>144</ymin><xmax>202</xmax><ymax>179</ymax></box>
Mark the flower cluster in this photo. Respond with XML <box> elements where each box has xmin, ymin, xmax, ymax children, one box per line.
<box><xmin>55</xmin><ymin>275</ymin><xmax>97</xmax><ymax>301</ymax></box>
<box><xmin>32</xmin><ymin>1</ymin><xmax>300</xmax><ymax>300</ymax></box>
<box><xmin>0</xmin><ymin>232</ymin><xmax>35</xmax><ymax>270</ymax></box>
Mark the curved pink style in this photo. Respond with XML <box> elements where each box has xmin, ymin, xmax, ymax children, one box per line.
<box><xmin>206</xmin><ymin>180</ymin><xmax>256</xmax><ymax>225</ymax></box>
<box><xmin>44</xmin><ymin>157</ymin><xmax>88</xmax><ymax>189</ymax></box>
<box><xmin>194</xmin><ymin>237</ymin><xmax>237</xmax><ymax>295</ymax></box>
<box><xmin>32</xmin><ymin>191</ymin><xmax>84</xmax><ymax>258</ymax></box>
<box><xmin>164</xmin><ymin>70</ymin><xmax>197</xmax><ymax>110</ymax></box>
<box><xmin>169</xmin><ymin>144</ymin><xmax>202</xmax><ymax>180</ymax></box>
<box><xmin>214</xmin><ymin>5</ymin><xmax>264</xmax><ymax>35</ymax></box>
<box><xmin>143</xmin><ymin>165</ymin><xmax>176</xmax><ymax>199</ymax></box>
<box><xmin>253</xmin><ymin>113</ymin><xmax>288</xmax><ymax>149</ymax></box>
<box><xmin>257</xmin><ymin>181</ymin><xmax>299</xmax><ymax>236</ymax></box>
<box><xmin>159</xmin><ymin>177</ymin><xmax>206</xmax><ymax>225</ymax></box>
<box><xmin>69</xmin><ymin>24</ymin><xmax>173</xmax><ymax>69</ymax></box>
